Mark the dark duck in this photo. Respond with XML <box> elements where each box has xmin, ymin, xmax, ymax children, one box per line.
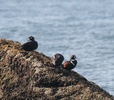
<box><xmin>51</xmin><ymin>53</ymin><xmax>64</xmax><ymax>67</ymax></box>
<box><xmin>62</xmin><ymin>55</ymin><xmax>77</xmax><ymax>70</ymax></box>
<box><xmin>22</xmin><ymin>36</ymin><xmax>38</xmax><ymax>51</ymax></box>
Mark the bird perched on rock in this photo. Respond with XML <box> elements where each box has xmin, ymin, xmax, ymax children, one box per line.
<box><xmin>51</xmin><ymin>53</ymin><xmax>64</xmax><ymax>67</ymax></box>
<box><xmin>62</xmin><ymin>55</ymin><xmax>77</xmax><ymax>70</ymax></box>
<box><xmin>21</xmin><ymin>36</ymin><xmax>38</xmax><ymax>51</ymax></box>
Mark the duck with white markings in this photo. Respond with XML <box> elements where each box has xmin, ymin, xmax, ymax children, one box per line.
<box><xmin>21</xmin><ymin>36</ymin><xmax>38</xmax><ymax>51</ymax></box>
<box><xmin>62</xmin><ymin>55</ymin><xmax>77</xmax><ymax>70</ymax></box>
<box><xmin>51</xmin><ymin>53</ymin><xmax>64</xmax><ymax>67</ymax></box>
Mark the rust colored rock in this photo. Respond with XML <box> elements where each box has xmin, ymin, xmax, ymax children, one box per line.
<box><xmin>0</xmin><ymin>39</ymin><xmax>114</xmax><ymax>100</ymax></box>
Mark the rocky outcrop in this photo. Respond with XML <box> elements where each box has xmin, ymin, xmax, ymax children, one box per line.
<box><xmin>0</xmin><ymin>39</ymin><xmax>114</xmax><ymax>100</ymax></box>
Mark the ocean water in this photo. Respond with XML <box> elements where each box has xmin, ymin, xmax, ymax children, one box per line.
<box><xmin>0</xmin><ymin>0</ymin><xmax>114</xmax><ymax>95</ymax></box>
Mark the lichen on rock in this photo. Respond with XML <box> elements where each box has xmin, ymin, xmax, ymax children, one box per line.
<box><xmin>0</xmin><ymin>39</ymin><xmax>114</xmax><ymax>100</ymax></box>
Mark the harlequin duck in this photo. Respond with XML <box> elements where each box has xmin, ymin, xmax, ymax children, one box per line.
<box><xmin>22</xmin><ymin>36</ymin><xmax>38</xmax><ymax>51</ymax></box>
<box><xmin>51</xmin><ymin>53</ymin><xmax>64</xmax><ymax>67</ymax></box>
<box><xmin>62</xmin><ymin>55</ymin><xmax>77</xmax><ymax>70</ymax></box>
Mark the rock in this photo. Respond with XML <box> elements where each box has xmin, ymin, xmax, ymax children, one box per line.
<box><xmin>0</xmin><ymin>39</ymin><xmax>114</xmax><ymax>100</ymax></box>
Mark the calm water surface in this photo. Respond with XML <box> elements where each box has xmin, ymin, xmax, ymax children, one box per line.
<box><xmin>0</xmin><ymin>0</ymin><xmax>114</xmax><ymax>95</ymax></box>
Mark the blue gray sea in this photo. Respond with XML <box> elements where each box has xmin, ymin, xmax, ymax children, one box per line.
<box><xmin>0</xmin><ymin>0</ymin><xmax>114</xmax><ymax>95</ymax></box>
